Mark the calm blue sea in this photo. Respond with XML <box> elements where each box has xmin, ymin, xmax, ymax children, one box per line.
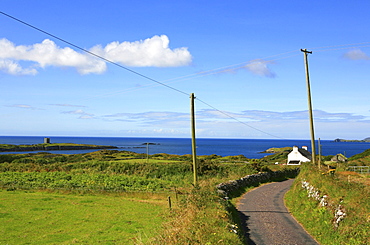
<box><xmin>0</xmin><ymin>136</ymin><xmax>369</xmax><ymax>159</ymax></box>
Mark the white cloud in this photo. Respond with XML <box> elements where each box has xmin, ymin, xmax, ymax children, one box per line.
<box><xmin>201</xmin><ymin>59</ymin><xmax>276</xmax><ymax>78</ymax></box>
<box><xmin>343</xmin><ymin>49</ymin><xmax>370</xmax><ymax>60</ymax></box>
<box><xmin>0</xmin><ymin>35</ymin><xmax>192</xmax><ymax>75</ymax></box>
<box><xmin>5</xmin><ymin>104</ymin><xmax>42</xmax><ymax>110</ymax></box>
<box><xmin>90</xmin><ymin>35</ymin><xmax>192</xmax><ymax>67</ymax></box>
<box><xmin>243</xmin><ymin>60</ymin><xmax>276</xmax><ymax>78</ymax></box>
<box><xmin>0</xmin><ymin>38</ymin><xmax>106</xmax><ymax>75</ymax></box>
<box><xmin>62</xmin><ymin>109</ymin><xmax>95</xmax><ymax>119</ymax></box>
<box><xmin>51</xmin><ymin>104</ymin><xmax>86</xmax><ymax>108</ymax></box>
<box><xmin>0</xmin><ymin>59</ymin><xmax>37</xmax><ymax>75</ymax></box>
<box><xmin>104</xmin><ymin>111</ymin><xmax>189</xmax><ymax>123</ymax></box>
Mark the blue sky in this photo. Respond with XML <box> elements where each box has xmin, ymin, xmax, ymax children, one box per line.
<box><xmin>0</xmin><ymin>0</ymin><xmax>369</xmax><ymax>140</ymax></box>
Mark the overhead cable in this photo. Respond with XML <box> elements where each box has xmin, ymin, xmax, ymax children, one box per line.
<box><xmin>0</xmin><ymin>10</ymin><xmax>289</xmax><ymax>139</ymax></box>
<box><xmin>195</xmin><ymin>98</ymin><xmax>285</xmax><ymax>139</ymax></box>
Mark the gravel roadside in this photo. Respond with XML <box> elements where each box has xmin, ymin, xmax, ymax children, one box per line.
<box><xmin>237</xmin><ymin>179</ymin><xmax>319</xmax><ymax>245</ymax></box>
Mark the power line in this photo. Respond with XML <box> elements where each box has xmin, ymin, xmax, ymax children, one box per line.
<box><xmin>0</xmin><ymin>11</ymin><xmax>288</xmax><ymax>139</ymax></box>
<box><xmin>309</xmin><ymin>42</ymin><xmax>370</xmax><ymax>52</ymax></box>
<box><xmin>83</xmin><ymin>52</ymin><xmax>302</xmax><ymax>100</ymax></box>
<box><xmin>195</xmin><ymin>98</ymin><xmax>285</xmax><ymax>139</ymax></box>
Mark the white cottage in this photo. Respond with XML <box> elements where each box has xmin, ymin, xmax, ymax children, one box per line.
<box><xmin>287</xmin><ymin>146</ymin><xmax>312</xmax><ymax>165</ymax></box>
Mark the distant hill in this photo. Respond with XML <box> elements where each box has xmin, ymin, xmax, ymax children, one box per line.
<box><xmin>348</xmin><ymin>148</ymin><xmax>370</xmax><ymax>166</ymax></box>
<box><xmin>334</xmin><ymin>137</ymin><xmax>370</xmax><ymax>142</ymax></box>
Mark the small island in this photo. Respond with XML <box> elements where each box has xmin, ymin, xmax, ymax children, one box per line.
<box><xmin>0</xmin><ymin>143</ymin><xmax>118</xmax><ymax>152</ymax></box>
<box><xmin>334</xmin><ymin>137</ymin><xmax>370</xmax><ymax>142</ymax></box>
<box><xmin>260</xmin><ymin>147</ymin><xmax>292</xmax><ymax>153</ymax></box>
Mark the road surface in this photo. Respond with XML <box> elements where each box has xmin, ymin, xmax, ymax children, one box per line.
<box><xmin>237</xmin><ymin>179</ymin><xmax>319</xmax><ymax>245</ymax></box>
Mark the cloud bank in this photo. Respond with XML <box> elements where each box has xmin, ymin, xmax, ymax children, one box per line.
<box><xmin>102</xmin><ymin>109</ymin><xmax>368</xmax><ymax>125</ymax></box>
<box><xmin>99</xmin><ymin>109</ymin><xmax>369</xmax><ymax>138</ymax></box>
<box><xmin>0</xmin><ymin>35</ymin><xmax>192</xmax><ymax>75</ymax></box>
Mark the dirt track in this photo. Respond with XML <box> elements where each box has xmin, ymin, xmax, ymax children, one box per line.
<box><xmin>237</xmin><ymin>179</ymin><xmax>319</xmax><ymax>245</ymax></box>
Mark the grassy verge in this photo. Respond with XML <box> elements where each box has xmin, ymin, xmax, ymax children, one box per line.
<box><xmin>285</xmin><ymin>164</ymin><xmax>370</xmax><ymax>245</ymax></box>
<box><xmin>0</xmin><ymin>189</ymin><xmax>167</xmax><ymax>244</ymax></box>
<box><xmin>150</xmin><ymin>180</ymin><xmax>245</xmax><ymax>245</ymax></box>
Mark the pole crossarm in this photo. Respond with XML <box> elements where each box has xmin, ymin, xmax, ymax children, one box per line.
<box><xmin>301</xmin><ymin>48</ymin><xmax>312</xmax><ymax>54</ymax></box>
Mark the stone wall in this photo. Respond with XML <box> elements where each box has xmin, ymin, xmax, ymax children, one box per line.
<box><xmin>216</xmin><ymin>168</ymin><xmax>300</xmax><ymax>198</ymax></box>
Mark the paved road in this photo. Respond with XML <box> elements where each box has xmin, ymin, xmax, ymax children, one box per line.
<box><xmin>237</xmin><ymin>179</ymin><xmax>319</xmax><ymax>245</ymax></box>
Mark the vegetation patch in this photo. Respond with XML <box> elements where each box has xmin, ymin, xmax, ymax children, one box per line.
<box><xmin>0</xmin><ymin>150</ymin><xmax>261</xmax><ymax>244</ymax></box>
<box><xmin>0</xmin><ymin>172</ymin><xmax>173</xmax><ymax>192</ymax></box>
<box><xmin>347</xmin><ymin>149</ymin><xmax>370</xmax><ymax>166</ymax></box>
<box><xmin>2</xmin><ymin>147</ymin><xmax>368</xmax><ymax>244</ymax></box>
<box><xmin>0</xmin><ymin>189</ymin><xmax>166</xmax><ymax>244</ymax></box>
<box><xmin>285</xmin><ymin>164</ymin><xmax>370</xmax><ymax>245</ymax></box>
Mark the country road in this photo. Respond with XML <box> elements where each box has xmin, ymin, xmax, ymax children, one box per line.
<box><xmin>237</xmin><ymin>179</ymin><xmax>319</xmax><ymax>245</ymax></box>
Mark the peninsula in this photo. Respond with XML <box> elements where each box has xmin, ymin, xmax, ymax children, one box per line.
<box><xmin>334</xmin><ymin>137</ymin><xmax>370</xmax><ymax>142</ymax></box>
<box><xmin>0</xmin><ymin>143</ymin><xmax>118</xmax><ymax>152</ymax></box>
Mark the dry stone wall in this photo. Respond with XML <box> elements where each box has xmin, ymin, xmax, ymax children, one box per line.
<box><xmin>216</xmin><ymin>168</ymin><xmax>300</xmax><ymax>198</ymax></box>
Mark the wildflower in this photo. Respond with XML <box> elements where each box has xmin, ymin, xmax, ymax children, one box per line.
<box><xmin>319</xmin><ymin>195</ymin><xmax>328</xmax><ymax>207</ymax></box>
<box><xmin>334</xmin><ymin>204</ymin><xmax>346</xmax><ymax>227</ymax></box>
<box><xmin>229</xmin><ymin>224</ymin><xmax>238</xmax><ymax>234</ymax></box>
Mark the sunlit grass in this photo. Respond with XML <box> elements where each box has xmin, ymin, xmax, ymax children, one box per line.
<box><xmin>0</xmin><ymin>190</ymin><xmax>167</xmax><ymax>244</ymax></box>
<box><xmin>0</xmin><ymin>149</ymin><xmax>301</xmax><ymax>244</ymax></box>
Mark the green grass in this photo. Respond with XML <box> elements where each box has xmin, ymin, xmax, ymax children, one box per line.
<box><xmin>151</xmin><ymin>182</ymin><xmax>245</xmax><ymax>245</ymax></box>
<box><xmin>285</xmin><ymin>164</ymin><xmax>370</xmax><ymax>245</ymax></box>
<box><xmin>117</xmin><ymin>159</ymin><xmax>182</xmax><ymax>164</ymax></box>
<box><xmin>0</xmin><ymin>149</ymin><xmax>309</xmax><ymax>244</ymax></box>
<box><xmin>0</xmin><ymin>172</ymin><xmax>175</xmax><ymax>191</ymax></box>
<box><xmin>0</xmin><ymin>189</ymin><xmax>167</xmax><ymax>244</ymax></box>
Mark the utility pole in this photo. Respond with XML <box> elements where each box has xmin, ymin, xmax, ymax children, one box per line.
<box><xmin>301</xmin><ymin>49</ymin><xmax>316</xmax><ymax>165</ymax></box>
<box><xmin>190</xmin><ymin>93</ymin><xmax>198</xmax><ymax>186</ymax></box>
<box><xmin>146</xmin><ymin>142</ymin><xmax>149</xmax><ymax>163</ymax></box>
<box><xmin>318</xmin><ymin>138</ymin><xmax>321</xmax><ymax>169</ymax></box>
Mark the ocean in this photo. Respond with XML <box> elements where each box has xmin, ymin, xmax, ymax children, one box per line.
<box><xmin>0</xmin><ymin>136</ymin><xmax>369</xmax><ymax>159</ymax></box>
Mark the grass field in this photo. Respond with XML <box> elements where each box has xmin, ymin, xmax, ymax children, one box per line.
<box><xmin>3</xmin><ymin>147</ymin><xmax>368</xmax><ymax>244</ymax></box>
<box><xmin>0</xmin><ymin>190</ymin><xmax>167</xmax><ymax>244</ymax></box>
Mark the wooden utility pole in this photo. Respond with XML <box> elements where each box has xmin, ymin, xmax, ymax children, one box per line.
<box><xmin>318</xmin><ymin>138</ymin><xmax>321</xmax><ymax>169</ymax></box>
<box><xmin>190</xmin><ymin>93</ymin><xmax>198</xmax><ymax>186</ymax></box>
<box><xmin>146</xmin><ymin>142</ymin><xmax>149</xmax><ymax>163</ymax></box>
<box><xmin>301</xmin><ymin>49</ymin><xmax>316</xmax><ymax>165</ymax></box>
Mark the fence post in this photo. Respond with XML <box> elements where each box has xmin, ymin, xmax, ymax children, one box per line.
<box><xmin>168</xmin><ymin>196</ymin><xmax>172</xmax><ymax>209</ymax></box>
